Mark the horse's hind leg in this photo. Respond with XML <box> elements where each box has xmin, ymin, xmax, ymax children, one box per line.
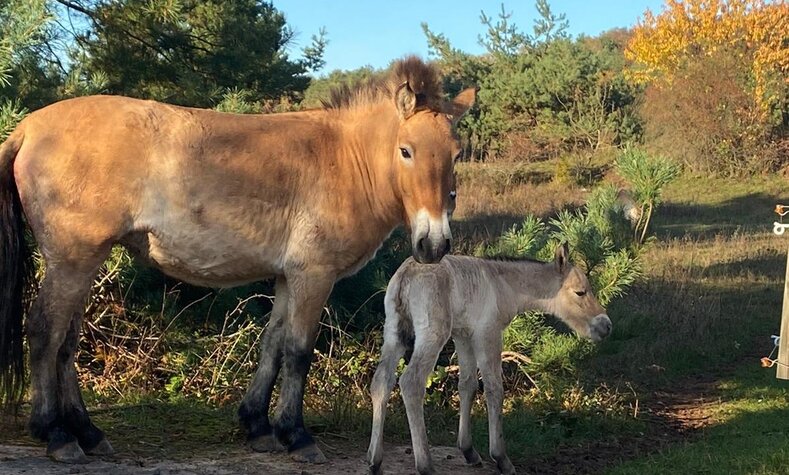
<box><xmin>454</xmin><ymin>337</ymin><xmax>482</xmax><ymax>466</ymax></box>
<box><xmin>367</xmin><ymin>315</ymin><xmax>407</xmax><ymax>474</ymax></box>
<box><xmin>59</xmin><ymin>311</ymin><xmax>114</xmax><ymax>455</ymax></box>
<box><xmin>400</xmin><ymin>333</ymin><xmax>450</xmax><ymax>475</ymax></box>
<box><xmin>27</xmin><ymin>256</ymin><xmax>108</xmax><ymax>463</ymax></box>
<box><xmin>474</xmin><ymin>334</ymin><xmax>515</xmax><ymax>475</ymax></box>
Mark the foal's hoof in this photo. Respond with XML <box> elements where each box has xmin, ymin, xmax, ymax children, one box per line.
<box><xmin>248</xmin><ymin>434</ymin><xmax>286</xmax><ymax>453</ymax></box>
<box><xmin>289</xmin><ymin>443</ymin><xmax>327</xmax><ymax>464</ymax></box>
<box><xmin>461</xmin><ymin>447</ymin><xmax>482</xmax><ymax>466</ymax></box>
<box><xmin>368</xmin><ymin>462</ymin><xmax>383</xmax><ymax>475</ymax></box>
<box><xmin>47</xmin><ymin>440</ymin><xmax>88</xmax><ymax>464</ymax></box>
<box><xmin>84</xmin><ymin>436</ymin><xmax>115</xmax><ymax>456</ymax></box>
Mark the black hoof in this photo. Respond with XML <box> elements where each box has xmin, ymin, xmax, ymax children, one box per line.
<box><xmin>47</xmin><ymin>429</ymin><xmax>88</xmax><ymax>464</ymax></box>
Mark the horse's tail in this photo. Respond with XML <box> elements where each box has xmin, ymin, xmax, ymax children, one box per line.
<box><xmin>0</xmin><ymin>127</ymin><xmax>34</xmax><ymax>408</ymax></box>
<box><xmin>384</xmin><ymin>260</ymin><xmax>415</xmax><ymax>351</ymax></box>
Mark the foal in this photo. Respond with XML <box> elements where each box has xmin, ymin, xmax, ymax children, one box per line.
<box><xmin>367</xmin><ymin>243</ymin><xmax>612</xmax><ymax>475</ymax></box>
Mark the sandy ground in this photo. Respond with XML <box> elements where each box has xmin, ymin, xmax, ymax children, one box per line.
<box><xmin>0</xmin><ymin>443</ymin><xmax>500</xmax><ymax>475</ymax></box>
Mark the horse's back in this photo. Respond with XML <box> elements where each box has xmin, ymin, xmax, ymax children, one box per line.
<box><xmin>11</xmin><ymin>96</ymin><xmax>315</xmax><ymax>282</ymax></box>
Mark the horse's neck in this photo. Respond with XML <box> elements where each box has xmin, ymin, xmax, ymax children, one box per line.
<box><xmin>336</xmin><ymin>104</ymin><xmax>403</xmax><ymax>230</ymax></box>
<box><xmin>488</xmin><ymin>261</ymin><xmax>559</xmax><ymax>319</ymax></box>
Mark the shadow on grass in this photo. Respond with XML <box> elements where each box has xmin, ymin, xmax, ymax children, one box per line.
<box><xmin>592</xmin><ymin>271</ymin><xmax>782</xmax><ymax>388</ymax></box>
<box><xmin>653</xmin><ymin>192</ymin><xmax>781</xmax><ymax>241</ymax></box>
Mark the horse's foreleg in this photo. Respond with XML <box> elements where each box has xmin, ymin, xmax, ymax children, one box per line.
<box><xmin>27</xmin><ymin>261</ymin><xmax>103</xmax><ymax>464</ymax></box>
<box><xmin>475</xmin><ymin>335</ymin><xmax>515</xmax><ymax>475</ymax></box>
<box><xmin>272</xmin><ymin>274</ymin><xmax>333</xmax><ymax>464</ymax></box>
<box><xmin>239</xmin><ymin>277</ymin><xmax>288</xmax><ymax>452</ymax></box>
<box><xmin>454</xmin><ymin>337</ymin><xmax>482</xmax><ymax>466</ymax></box>
<box><xmin>58</xmin><ymin>312</ymin><xmax>113</xmax><ymax>456</ymax></box>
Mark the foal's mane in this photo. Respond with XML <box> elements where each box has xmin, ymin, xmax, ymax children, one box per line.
<box><xmin>484</xmin><ymin>255</ymin><xmax>546</xmax><ymax>265</ymax></box>
<box><xmin>321</xmin><ymin>56</ymin><xmax>443</xmax><ymax>112</ymax></box>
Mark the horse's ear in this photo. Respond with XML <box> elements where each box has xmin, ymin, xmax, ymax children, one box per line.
<box><xmin>395</xmin><ymin>81</ymin><xmax>417</xmax><ymax>120</ymax></box>
<box><xmin>445</xmin><ymin>86</ymin><xmax>477</xmax><ymax>126</ymax></box>
<box><xmin>554</xmin><ymin>241</ymin><xmax>570</xmax><ymax>273</ymax></box>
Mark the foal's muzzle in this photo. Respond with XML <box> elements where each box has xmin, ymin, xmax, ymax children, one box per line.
<box><xmin>589</xmin><ymin>314</ymin><xmax>613</xmax><ymax>342</ymax></box>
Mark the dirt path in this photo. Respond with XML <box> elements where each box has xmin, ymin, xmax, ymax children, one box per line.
<box><xmin>0</xmin><ymin>442</ymin><xmax>501</xmax><ymax>475</ymax></box>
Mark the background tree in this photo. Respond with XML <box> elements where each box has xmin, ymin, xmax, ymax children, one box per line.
<box><xmin>424</xmin><ymin>0</ymin><xmax>641</xmax><ymax>162</ymax></box>
<box><xmin>0</xmin><ymin>0</ymin><xmax>52</xmax><ymax>139</ymax></box>
<box><xmin>54</xmin><ymin>0</ymin><xmax>326</xmax><ymax>107</ymax></box>
<box><xmin>626</xmin><ymin>0</ymin><xmax>788</xmax><ymax>174</ymax></box>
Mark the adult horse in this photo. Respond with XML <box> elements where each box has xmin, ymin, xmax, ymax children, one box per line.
<box><xmin>0</xmin><ymin>57</ymin><xmax>475</xmax><ymax>464</ymax></box>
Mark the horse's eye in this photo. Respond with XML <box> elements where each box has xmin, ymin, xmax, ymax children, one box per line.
<box><xmin>449</xmin><ymin>190</ymin><xmax>457</xmax><ymax>200</ymax></box>
<box><xmin>453</xmin><ymin>152</ymin><xmax>463</xmax><ymax>163</ymax></box>
<box><xmin>575</xmin><ymin>290</ymin><xmax>587</xmax><ymax>297</ymax></box>
<box><xmin>399</xmin><ymin>147</ymin><xmax>412</xmax><ymax>159</ymax></box>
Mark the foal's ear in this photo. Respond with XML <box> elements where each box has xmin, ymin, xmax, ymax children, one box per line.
<box><xmin>444</xmin><ymin>86</ymin><xmax>477</xmax><ymax>126</ymax></box>
<box><xmin>395</xmin><ymin>81</ymin><xmax>417</xmax><ymax>120</ymax></box>
<box><xmin>554</xmin><ymin>242</ymin><xmax>570</xmax><ymax>273</ymax></box>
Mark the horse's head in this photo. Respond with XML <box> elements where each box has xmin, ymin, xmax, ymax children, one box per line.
<box><xmin>550</xmin><ymin>243</ymin><xmax>612</xmax><ymax>342</ymax></box>
<box><xmin>393</xmin><ymin>83</ymin><xmax>475</xmax><ymax>264</ymax></box>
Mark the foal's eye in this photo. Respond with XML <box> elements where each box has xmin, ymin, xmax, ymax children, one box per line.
<box><xmin>574</xmin><ymin>290</ymin><xmax>587</xmax><ymax>297</ymax></box>
<box><xmin>399</xmin><ymin>147</ymin><xmax>412</xmax><ymax>159</ymax></box>
<box><xmin>453</xmin><ymin>152</ymin><xmax>463</xmax><ymax>163</ymax></box>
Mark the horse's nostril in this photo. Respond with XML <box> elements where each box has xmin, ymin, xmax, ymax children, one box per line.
<box><xmin>416</xmin><ymin>237</ymin><xmax>427</xmax><ymax>254</ymax></box>
<box><xmin>443</xmin><ymin>239</ymin><xmax>451</xmax><ymax>255</ymax></box>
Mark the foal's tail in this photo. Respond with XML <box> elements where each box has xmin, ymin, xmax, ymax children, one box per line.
<box><xmin>0</xmin><ymin>128</ymin><xmax>34</xmax><ymax>408</ymax></box>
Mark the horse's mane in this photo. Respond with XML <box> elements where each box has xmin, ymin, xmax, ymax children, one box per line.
<box><xmin>321</xmin><ymin>56</ymin><xmax>443</xmax><ymax>111</ymax></box>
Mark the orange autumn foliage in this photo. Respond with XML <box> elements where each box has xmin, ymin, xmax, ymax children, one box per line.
<box><xmin>625</xmin><ymin>0</ymin><xmax>788</xmax><ymax>114</ymax></box>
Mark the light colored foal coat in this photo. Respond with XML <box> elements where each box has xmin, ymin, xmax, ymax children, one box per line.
<box><xmin>368</xmin><ymin>244</ymin><xmax>612</xmax><ymax>475</ymax></box>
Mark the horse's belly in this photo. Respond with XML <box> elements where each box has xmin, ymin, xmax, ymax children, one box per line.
<box><xmin>130</xmin><ymin>225</ymin><xmax>281</xmax><ymax>288</ymax></box>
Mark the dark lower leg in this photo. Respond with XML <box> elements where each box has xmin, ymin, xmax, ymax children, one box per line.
<box><xmin>26</xmin><ymin>276</ymin><xmax>89</xmax><ymax>463</ymax></box>
<box><xmin>57</xmin><ymin>313</ymin><xmax>110</xmax><ymax>453</ymax></box>
<box><xmin>239</xmin><ymin>280</ymin><xmax>289</xmax><ymax>445</ymax></box>
<box><xmin>238</xmin><ymin>315</ymin><xmax>284</xmax><ymax>442</ymax></box>
<box><xmin>273</xmin><ymin>343</ymin><xmax>314</xmax><ymax>451</ymax></box>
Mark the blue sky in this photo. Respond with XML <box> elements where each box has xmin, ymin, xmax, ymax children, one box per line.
<box><xmin>276</xmin><ymin>1</ymin><xmax>666</xmax><ymax>75</ymax></box>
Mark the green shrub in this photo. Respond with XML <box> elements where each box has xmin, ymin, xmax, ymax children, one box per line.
<box><xmin>615</xmin><ymin>147</ymin><xmax>680</xmax><ymax>244</ymax></box>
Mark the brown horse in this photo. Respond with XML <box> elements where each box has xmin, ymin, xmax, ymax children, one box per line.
<box><xmin>0</xmin><ymin>57</ymin><xmax>475</xmax><ymax>464</ymax></box>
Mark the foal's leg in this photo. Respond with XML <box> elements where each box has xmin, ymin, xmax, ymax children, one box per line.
<box><xmin>454</xmin><ymin>337</ymin><xmax>482</xmax><ymax>465</ymax></box>
<box><xmin>28</xmin><ymin>259</ymin><xmax>105</xmax><ymax>463</ymax></box>
<box><xmin>474</xmin><ymin>334</ymin><xmax>515</xmax><ymax>475</ymax></box>
<box><xmin>239</xmin><ymin>277</ymin><xmax>288</xmax><ymax>452</ymax></box>
<box><xmin>400</xmin><ymin>333</ymin><xmax>450</xmax><ymax>475</ymax></box>
<box><xmin>272</xmin><ymin>273</ymin><xmax>334</xmax><ymax>463</ymax></box>
<box><xmin>367</xmin><ymin>316</ymin><xmax>407</xmax><ymax>474</ymax></box>
<box><xmin>58</xmin><ymin>311</ymin><xmax>113</xmax><ymax>456</ymax></box>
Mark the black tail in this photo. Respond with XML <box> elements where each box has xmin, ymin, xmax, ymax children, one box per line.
<box><xmin>0</xmin><ymin>130</ymin><xmax>34</xmax><ymax>408</ymax></box>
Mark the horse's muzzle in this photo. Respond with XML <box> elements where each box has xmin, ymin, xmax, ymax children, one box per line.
<box><xmin>413</xmin><ymin>237</ymin><xmax>451</xmax><ymax>264</ymax></box>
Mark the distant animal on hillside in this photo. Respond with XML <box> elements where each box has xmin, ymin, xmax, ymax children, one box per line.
<box><xmin>367</xmin><ymin>243</ymin><xmax>612</xmax><ymax>475</ymax></box>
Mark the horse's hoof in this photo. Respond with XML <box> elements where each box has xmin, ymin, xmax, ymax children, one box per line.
<box><xmin>47</xmin><ymin>440</ymin><xmax>88</xmax><ymax>464</ymax></box>
<box><xmin>84</xmin><ymin>436</ymin><xmax>115</xmax><ymax>456</ymax></box>
<box><xmin>249</xmin><ymin>434</ymin><xmax>286</xmax><ymax>453</ymax></box>
<box><xmin>462</xmin><ymin>447</ymin><xmax>482</xmax><ymax>466</ymax></box>
<box><xmin>289</xmin><ymin>443</ymin><xmax>327</xmax><ymax>464</ymax></box>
